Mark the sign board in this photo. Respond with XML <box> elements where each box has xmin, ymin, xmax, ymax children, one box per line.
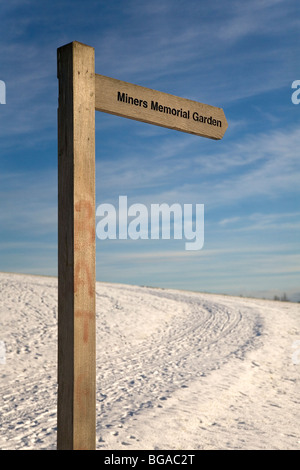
<box><xmin>95</xmin><ymin>74</ymin><xmax>227</xmax><ymax>140</ymax></box>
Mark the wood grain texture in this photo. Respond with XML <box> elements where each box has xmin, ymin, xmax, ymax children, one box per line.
<box><xmin>57</xmin><ymin>41</ymin><xmax>96</xmax><ymax>450</ymax></box>
<box><xmin>95</xmin><ymin>74</ymin><xmax>227</xmax><ymax>140</ymax></box>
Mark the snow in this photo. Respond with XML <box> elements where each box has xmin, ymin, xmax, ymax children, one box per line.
<box><xmin>0</xmin><ymin>272</ymin><xmax>299</xmax><ymax>450</ymax></box>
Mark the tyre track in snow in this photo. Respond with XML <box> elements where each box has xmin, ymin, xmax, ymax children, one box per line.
<box><xmin>95</xmin><ymin>285</ymin><xmax>263</xmax><ymax>433</ymax></box>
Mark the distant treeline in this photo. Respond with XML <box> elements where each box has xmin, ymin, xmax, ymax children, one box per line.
<box><xmin>273</xmin><ymin>293</ymin><xmax>289</xmax><ymax>302</ymax></box>
<box><xmin>238</xmin><ymin>292</ymin><xmax>299</xmax><ymax>303</ymax></box>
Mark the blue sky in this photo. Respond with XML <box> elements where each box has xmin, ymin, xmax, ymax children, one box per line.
<box><xmin>0</xmin><ymin>0</ymin><xmax>300</xmax><ymax>301</ymax></box>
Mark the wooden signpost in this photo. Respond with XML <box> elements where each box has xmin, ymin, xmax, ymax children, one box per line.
<box><xmin>57</xmin><ymin>41</ymin><xmax>227</xmax><ymax>450</ymax></box>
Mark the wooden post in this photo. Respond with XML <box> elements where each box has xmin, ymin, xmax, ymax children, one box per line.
<box><xmin>57</xmin><ymin>41</ymin><xmax>96</xmax><ymax>450</ymax></box>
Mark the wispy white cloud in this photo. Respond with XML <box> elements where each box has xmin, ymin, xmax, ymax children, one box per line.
<box><xmin>219</xmin><ymin>212</ymin><xmax>300</xmax><ymax>232</ymax></box>
<box><xmin>217</xmin><ymin>0</ymin><xmax>295</xmax><ymax>42</ymax></box>
<box><xmin>96</xmin><ymin>238</ymin><xmax>300</xmax><ymax>300</ymax></box>
<box><xmin>96</xmin><ymin>125</ymin><xmax>300</xmax><ymax>209</ymax></box>
<box><xmin>92</xmin><ymin>0</ymin><xmax>298</xmax><ymax>104</ymax></box>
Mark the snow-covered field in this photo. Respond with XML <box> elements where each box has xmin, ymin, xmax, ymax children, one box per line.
<box><xmin>0</xmin><ymin>272</ymin><xmax>299</xmax><ymax>450</ymax></box>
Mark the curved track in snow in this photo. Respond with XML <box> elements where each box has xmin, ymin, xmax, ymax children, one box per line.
<box><xmin>0</xmin><ymin>273</ymin><xmax>299</xmax><ymax>450</ymax></box>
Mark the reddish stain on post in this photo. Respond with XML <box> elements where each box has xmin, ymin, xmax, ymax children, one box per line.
<box><xmin>74</xmin><ymin>199</ymin><xmax>95</xmax><ymax>246</ymax></box>
<box><xmin>74</xmin><ymin>259</ymin><xmax>94</xmax><ymax>297</ymax></box>
<box><xmin>75</xmin><ymin>309</ymin><xmax>94</xmax><ymax>343</ymax></box>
